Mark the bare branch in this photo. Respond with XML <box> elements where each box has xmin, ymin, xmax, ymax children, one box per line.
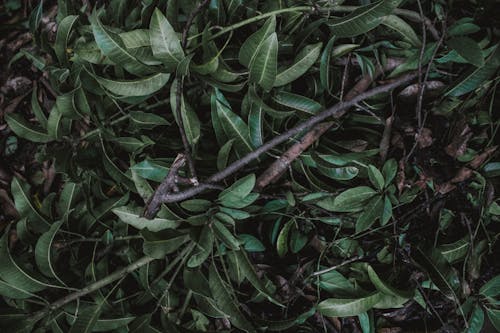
<box><xmin>149</xmin><ymin>73</ymin><xmax>417</xmax><ymax>207</ymax></box>
<box><xmin>255</xmin><ymin>59</ymin><xmax>405</xmax><ymax>191</ymax></box>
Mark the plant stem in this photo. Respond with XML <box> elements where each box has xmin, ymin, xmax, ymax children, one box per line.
<box><xmin>321</xmin><ymin>5</ymin><xmax>440</xmax><ymax>40</ymax></box>
<box><xmin>202</xmin><ymin>5</ymin><xmax>439</xmax><ymax>43</ymax></box>
<box><xmin>29</xmin><ymin>255</ymin><xmax>155</xmax><ymax>323</ymax></box>
<box><xmin>209</xmin><ymin>6</ymin><xmax>312</xmax><ymax>40</ymax></box>
<box><xmin>80</xmin><ymin>114</ymin><xmax>130</xmax><ymax>140</ymax></box>
<box><xmin>153</xmin><ymin>73</ymin><xmax>417</xmax><ymax>206</ymax></box>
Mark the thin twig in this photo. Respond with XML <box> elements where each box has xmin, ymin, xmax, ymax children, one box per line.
<box><xmin>173</xmin><ymin>0</ymin><xmax>210</xmax><ymax>181</ymax></box>
<box><xmin>149</xmin><ymin>73</ymin><xmax>417</xmax><ymax>208</ymax></box>
<box><xmin>173</xmin><ymin>78</ymin><xmax>197</xmax><ymax>180</ymax></box>
<box><xmin>255</xmin><ymin>59</ymin><xmax>404</xmax><ymax>191</ymax></box>
<box><xmin>415</xmin><ymin>0</ymin><xmax>427</xmax><ymax>128</ymax></box>
<box><xmin>144</xmin><ymin>154</ymin><xmax>186</xmax><ymax>219</ymax></box>
<box><xmin>405</xmin><ymin>21</ymin><xmax>446</xmax><ymax>163</ymax></box>
<box><xmin>255</xmin><ymin>122</ymin><xmax>334</xmax><ymax>191</ymax></box>
<box><xmin>29</xmin><ymin>256</ymin><xmax>155</xmax><ymax>322</ymax></box>
<box><xmin>181</xmin><ymin>0</ymin><xmax>210</xmax><ymax>49</ymax></box>
<box><xmin>310</xmin><ymin>256</ymin><xmax>364</xmax><ymax>277</ymax></box>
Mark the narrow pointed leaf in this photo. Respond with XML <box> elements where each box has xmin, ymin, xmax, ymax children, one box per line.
<box><xmin>94</xmin><ymin>72</ymin><xmax>170</xmax><ymax>97</ymax></box>
<box><xmin>328</xmin><ymin>0</ymin><xmax>402</xmax><ymax>37</ymax></box>
<box><xmin>149</xmin><ymin>8</ymin><xmax>184</xmax><ymax>71</ymax></box>
<box><xmin>274</xmin><ymin>42</ymin><xmax>322</xmax><ymax>87</ymax></box>
<box><xmin>249</xmin><ymin>33</ymin><xmax>278</xmax><ymax>91</ymax></box>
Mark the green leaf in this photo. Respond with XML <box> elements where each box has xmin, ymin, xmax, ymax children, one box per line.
<box><xmin>188</xmin><ymin>226</ymin><xmax>214</xmax><ymax>268</ymax></box>
<box><xmin>232</xmin><ymin>250</ymin><xmax>282</xmax><ymax>306</ymax></box>
<box><xmin>66</xmin><ymin>314</ymin><xmax>136</xmax><ymax>332</ymax></box>
<box><xmin>181</xmin><ymin>199</ymin><xmax>213</xmax><ymax>213</ymax></box>
<box><xmin>367</xmin><ymin>165</ymin><xmax>385</xmax><ymax>190</ymax></box>
<box><xmin>11</xmin><ymin>177</ymin><xmax>49</xmax><ymax>229</ymax></box>
<box><xmin>327</xmin><ymin>0</ymin><xmax>402</xmax><ymax>37</ymax></box>
<box><xmin>0</xmin><ymin>278</ymin><xmax>38</xmax><ymax>300</ymax></box>
<box><xmin>170</xmin><ymin>81</ymin><xmax>201</xmax><ymax>145</ymax></box>
<box><xmin>114</xmin><ymin>136</ymin><xmax>153</xmax><ymax>153</ymax></box>
<box><xmin>356</xmin><ymin>195</ymin><xmax>384</xmax><ymax>233</ymax></box>
<box><xmin>5</xmin><ymin>113</ymin><xmax>52</xmax><ymax>143</ymax></box>
<box><xmin>248</xmin><ymin>85</ymin><xmax>294</xmax><ymax>119</ymax></box>
<box><xmin>217</xmin><ymin>139</ymin><xmax>234</xmax><ymax>171</ymax></box>
<box><xmin>29</xmin><ymin>0</ymin><xmax>43</xmax><ymax>33</ymax></box>
<box><xmin>448</xmin><ymin>36</ymin><xmax>484</xmax><ymax>67</ymax></box>
<box><xmin>320</xmin><ymin>36</ymin><xmax>336</xmax><ymax>92</ymax></box>
<box><xmin>212</xmin><ymin>90</ymin><xmax>253</xmax><ymax>156</ymax></box>
<box><xmin>54</xmin><ymin>15</ymin><xmax>78</xmax><ymax>64</ymax></box>
<box><xmin>47</xmin><ymin>105</ymin><xmax>65</xmax><ymax>139</ymax></box>
<box><xmin>277</xmin><ymin>220</ymin><xmax>293</xmax><ymax>257</ymax></box>
<box><xmin>316</xmin><ymin>270</ymin><xmax>360</xmax><ymax>296</ymax></box>
<box><xmin>438</xmin><ymin>238</ymin><xmax>469</xmax><ymax>264</ymax></box>
<box><xmin>141</xmin><ymin>229</ymin><xmax>189</xmax><ymax>259</ymax></box>
<box><xmin>218</xmin><ymin>174</ymin><xmax>255</xmax><ymax>202</ymax></box>
<box><xmin>480</xmin><ymin>275</ymin><xmax>500</xmax><ymax>298</ymax></box>
<box><xmin>317</xmin><ymin>165</ymin><xmax>359</xmax><ymax>181</ymax></box>
<box><xmin>82</xmin><ymin>194</ymin><xmax>129</xmax><ymax>230</ymax></box>
<box><xmin>466</xmin><ymin>306</ymin><xmax>484</xmax><ymax>333</ymax></box>
<box><xmin>57</xmin><ymin>182</ymin><xmax>80</xmax><ymax>217</ymax></box>
<box><xmin>316</xmin><ymin>186</ymin><xmax>377</xmax><ymax>212</ymax></box>
<box><xmin>446</xmin><ymin>44</ymin><xmax>500</xmax><ymax>96</ymax></box>
<box><xmin>382</xmin><ymin>15</ymin><xmax>421</xmax><ymax>46</ymax></box>
<box><xmin>483</xmin><ymin>163</ymin><xmax>500</xmax><ymax>178</ymax></box>
<box><xmin>0</xmin><ymin>231</ymin><xmax>49</xmax><ymax>293</ymax></box>
<box><xmin>68</xmin><ymin>305</ymin><xmax>104</xmax><ymax>333</ymax></box>
<box><xmin>212</xmin><ymin>220</ymin><xmax>240</xmax><ymax>250</ymax></box>
<box><xmin>318</xmin><ymin>293</ymin><xmax>382</xmax><ymax>317</ymax></box>
<box><xmin>290</xmin><ymin>228</ymin><xmax>307</xmax><ymax>254</ymax></box>
<box><xmin>93</xmin><ymin>72</ymin><xmax>170</xmax><ymax>97</ymax></box>
<box><xmin>149</xmin><ymin>8</ymin><xmax>184</xmax><ymax>71</ymax></box>
<box><xmin>486</xmin><ymin>308</ymin><xmax>500</xmax><ymax>332</ymax></box>
<box><xmin>248</xmin><ymin>103</ymin><xmax>263</xmax><ymax>148</ymax></box>
<box><xmin>130</xmin><ymin>160</ymin><xmax>169</xmax><ymax>182</ymax></box>
<box><xmin>113</xmin><ymin>205</ymin><xmax>180</xmax><ymax>231</ymax></box>
<box><xmin>382</xmin><ymin>159</ymin><xmax>397</xmax><ymax>185</ymax></box>
<box><xmin>239</xmin><ymin>15</ymin><xmax>276</xmax><ymax>67</ymax></box>
<box><xmin>208</xmin><ymin>264</ymin><xmax>256</xmax><ymax>332</ymax></box>
<box><xmin>31</xmin><ymin>85</ymin><xmax>47</xmax><ymax>128</ymax></box>
<box><xmin>412</xmin><ymin>247</ymin><xmax>460</xmax><ymax>300</ymax></box>
<box><xmin>240</xmin><ymin>234</ymin><xmax>265</xmax><ymax>252</ymax></box>
<box><xmin>129</xmin><ymin>111</ymin><xmax>169</xmax><ymax>129</ymax></box>
<box><xmin>100</xmin><ymin>137</ymin><xmax>135</xmax><ymax>190</ymax></box>
<box><xmin>448</xmin><ymin>22</ymin><xmax>481</xmax><ymax>37</ymax></box>
<box><xmin>249</xmin><ymin>32</ymin><xmax>278</xmax><ymax>91</ymax></box>
<box><xmin>274</xmin><ymin>91</ymin><xmax>323</xmax><ymax>115</ymax></box>
<box><xmin>367</xmin><ymin>265</ymin><xmax>413</xmax><ymax>300</ymax></box>
<box><xmin>35</xmin><ymin>221</ymin><xmax>66</xmax><ymax>285</ymax></box>
<box><xmin>89</xmin><ymin>12</ymin><xmax>152</xmax><ymax>76</ymax></box>
<box><xmin>381</xmin><ymin>196</ymin><xmax>392</xmax><ymax>226</ymax></box>
<box><xmin>274</xmin><ymin>42</ymin><xmax>322</xmax><ymax>87</ymax></box>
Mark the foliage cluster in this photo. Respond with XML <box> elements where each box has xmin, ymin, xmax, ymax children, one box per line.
<box><xmin>0</xmin><ymin>0</ymin><xmax>499</xmax><ymax>332</ymax></box>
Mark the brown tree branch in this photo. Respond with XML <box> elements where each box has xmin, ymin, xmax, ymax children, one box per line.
<box><xmin>143</xmin><ymin>154</ymin><xmax>186</xmax><ymax>218</ymax></box>
<box><xmin>255</xmin><ymin>122</ymin><xmax>334</xmax><ymax>191</ymax></box>
<box><xmin>255</xmin><ymin>59</ymin><xmax>405</xmax><ymax>191</ymax></box>
<box><xmin>141</xmin><ymin>72</ymin><xmax>417</xmax><ymax>215</ymax></box>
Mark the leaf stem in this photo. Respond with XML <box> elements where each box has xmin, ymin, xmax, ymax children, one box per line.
<box><xmin>29</xmin><ymin>255</ymin><xmax>155</xmax><ymax>323</ymax></box>
<box><xmin>208</xmin><ymin>6</ymin><xmax>312</xmax><ymax>40</ymax></box>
